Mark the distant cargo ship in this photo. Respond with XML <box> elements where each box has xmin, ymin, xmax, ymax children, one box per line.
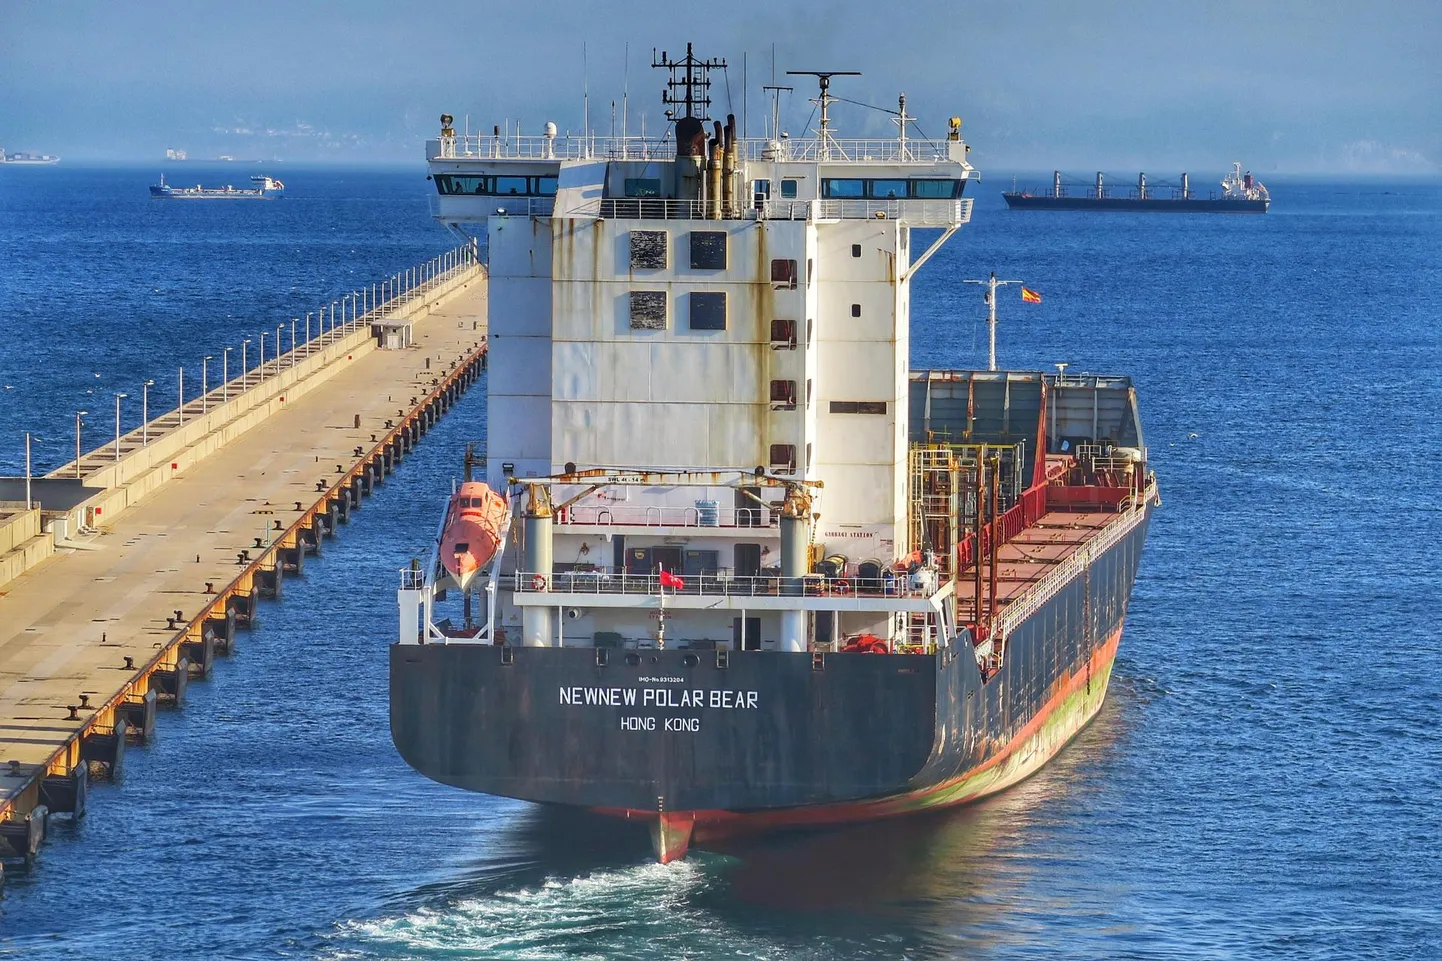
<box><xmin>0</xmin><ymin>149</ymin><xmax>60</xmax><ymax>165</ymax></box>
<box><xmin>1004</xmin><ymin>163</ymin><xmax>1269</xmax><ymax>213</ymax></box>
<box><xmin>149</xmin><ymin>174</ymin><xmax>285</xmax><ymax>199</ymax></box>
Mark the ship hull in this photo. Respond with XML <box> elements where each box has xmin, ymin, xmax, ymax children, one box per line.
<box><xmin>390</xmin><ymin>509</ymin><xmax>1150</xmax><ymax>855</ymax></box>
<box><xmin>1003</xmin><ymin>193</ymin><xmax>1267</xmax><ymax>213</ymax></box>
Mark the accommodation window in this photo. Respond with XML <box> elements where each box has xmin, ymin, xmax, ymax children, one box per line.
<box><xmin>806</xmin><ymin>379</ymin><xmax>813</xmax><ymax>405</ymax></box>
<box><xmin>624</xmin><ymin>178</ymin><xmax>661</xmax><ymax>197</ymax></box>
<box><xmin>770</xmin><ymin>319</ymin><xmax>796</xmax><ymax>348</ymax></box>
<box><xmin>629</xmin><ymin>291</ymin><xmax>667</xmax><ymax>330</ymax></box>
<box><xmin>690</xmin><ymin>231</ymin><xmax>728</xmax><ymax>269</ymax></box>
<box><xmin>690</xmin><ymin>292</ymin><xmax>727</xmax><ymax>330</ymax></box>
<box><xmin>780</xmin><ymin>179</ymin><xmax>798</xmax><ymax>199</ymax></box>
<box><xmin>851</xmin><ymin>303</ymin><xmax>861</xmax><ymax>317</ymax></box>
<box><xmin>630</xmin><ymin>230</ymin><xmax>667</xmax><ymax>269</ymax></box>
<box><xmin>851</xmin><ymin>244</ymin><xmax>862</xmax><ymax>258</ymax></box>
<box><xmin>806</xmin><ymin>318</ymin><xmax>813</xmax><ymax>343</ymax></box>
<box><xmin>769</xmin><ymin>380</ymin><xmax>797</xmax><ymax>409</ymax></box>
<box><xmin>770</xmin><ymin>258</ymin><xmax>797</xmax><ymax>288</ymax></box>
<box><xmin>829</xmin><ymin>401</ymin><xmax>887</xmax><ymax>414</ymax></box>
<box><xmin>769</xmin><ymin>444</ymin><xmax>797</xmax><ymax>471</ymax></box>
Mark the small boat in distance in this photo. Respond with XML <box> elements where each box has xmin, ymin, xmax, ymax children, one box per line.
<box><xmin>439</xmin><ymin>481</ymin><xmax>509</xmax><ymax>592</ymax></box>
<box><xmin>149</xmin><ymin>174</ymin><xmax>285</xmax><ymax>199</ymax></box>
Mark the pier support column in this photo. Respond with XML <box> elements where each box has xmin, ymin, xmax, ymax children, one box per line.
<box><xmin>521</xmin><ymin>485</ymin><xmax>554</xmax><ymax>648</ymax></box>
<box><xmin>779</xmin><ymin>488</ymin><xmax>811</xmax><ymax>653</ymax></box>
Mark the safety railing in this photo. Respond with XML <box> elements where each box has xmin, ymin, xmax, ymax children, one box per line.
<box><xmin>514</xmin><ymin>569</ymin><xmax>934</xmax><ymax>599</ymax></box>
<box><xmin>430</xmin><ymin>135</ymin><xmax>966</xmax><ymax>164</ymax></box>
<box><xmin>557</xmin><ymin>505</ymin><xmax>778</xmax><ymax>528</ymax></box>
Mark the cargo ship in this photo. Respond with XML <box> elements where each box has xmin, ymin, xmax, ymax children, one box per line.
<box><xmin>1004</xmin><ymin>163</ymin><xmax>1269</xmax><ymax>212</ymax></box>
<box><xmin>390</xmin><ymin>45</ymin><xmax>1159</xmax><ymax>862</ymax></box>
<box><xmin>148</xmin><ymin>174</ymin><xmax>285</xmax><ymax>199</ymax></box>
<box><xmin>0</xmin><ymin>149</ymin><xmax>60</xmax><ymax>165</ymax></box>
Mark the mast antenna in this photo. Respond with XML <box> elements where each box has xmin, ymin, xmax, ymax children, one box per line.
<box><xmin>653</xmin><ymin>42</ymin><xmax>726</xmax><ymax>124</ymax></box>
<box><xmin>786</xmin><ymin>69</ymin><xmax>860</xmax><ymax>159</ymax></box>
<box><xmin>962</xmin><ymin>272</ymin><xmax>1027</xmax><ymax>371</ymax></box>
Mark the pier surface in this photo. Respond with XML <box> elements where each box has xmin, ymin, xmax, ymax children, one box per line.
<box><xmin>0</xmin><ymin>263</ymin><xmax>487</xmax><ymax>843</ymax></box>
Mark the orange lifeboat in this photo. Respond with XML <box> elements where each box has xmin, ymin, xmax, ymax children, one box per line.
<box><xmin>439</xmin><ymin>482</ymin><xmax>508</xmax><ymax>592</ymax></box>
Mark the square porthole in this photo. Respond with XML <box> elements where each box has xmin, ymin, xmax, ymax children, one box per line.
<box><xmin>630</xmin><ymin>291</ymin><xmax>667</xmax><ymax>330</ymax></box>
<box><xmin>691</xmin><ymin>292</ymin><xmax>727</xmax><ymax>330</ymax></box>
<box><xmin>690</xmin><ymin>231</ymin><xmax>727</xmax><ymax>269</ymax></box>
<box><xmin>630</xmin><ymin>230</ymin><xmax>667</xmax><ymax>269</ymax></box>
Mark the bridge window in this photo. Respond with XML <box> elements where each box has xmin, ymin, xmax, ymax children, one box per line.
<box><xmin>433</xmin><ymin>174</ymin><xmax>559</xmax><ymax>197</ymax></box>
<box><xmin>821</xmin><ymin>179</ymin><xmax>865</xmax><ymax>199</ymax></box>
<box><xmin>690</xmin><ymin>292</ymin><xmax>727</xmax><ymax>330</ymax></box>
<box><xmin>910</xmin><ymin>178</ymin><xmax>963</xmax><ymax>198</ymax></box>
<box><xmin>870</xmin><ymin>179</ymin><xmax>908</xmax><ymax>199</ymax></box>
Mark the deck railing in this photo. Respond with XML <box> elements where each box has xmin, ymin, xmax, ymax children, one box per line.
<box><xmin>429</xmin><ymin>135</ymin><xmax>966</xmax><ymax>164</ymax></box>
<box><xmin>557</xmin><ymin>505</ymin><xmax>777</xmax><ymax>529</ymax></box>
<box><xmin>514</xmin><ymin>569</ymin><xmax>931</xmax><ymax>599</ymax></box>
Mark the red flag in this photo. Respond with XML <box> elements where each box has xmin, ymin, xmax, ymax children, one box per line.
<box><xmin>659</xmin><ymin>569</ymin><xmax>686</xmax><ymax>590</ymax></box>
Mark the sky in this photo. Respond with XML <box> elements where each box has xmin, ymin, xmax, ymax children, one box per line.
<box><xmin>2</xmin><ymin>0</ymin><xmax>1438</xmax><ymax>174</ymax></box>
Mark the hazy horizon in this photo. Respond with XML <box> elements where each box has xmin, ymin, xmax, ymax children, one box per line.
<box><xmin>3</xmin><ymin>0</ymin><xmax>1438</xmax><ymax>175</ymax></box>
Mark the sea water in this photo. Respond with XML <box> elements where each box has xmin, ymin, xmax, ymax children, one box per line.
<box><xmin>0</xmin><ymin>166</ymin><xmax>1438</xmax><ymax>959</ymax></box>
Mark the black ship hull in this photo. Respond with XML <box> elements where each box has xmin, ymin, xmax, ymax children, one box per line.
<box><xmin>390</xmin><ymin>509</ymin><xmax>1151</xmax><ymax>856</ymax></box>
<box><xmin>1003</xmin><ymin>193</ymin><xmax>1268</xmax><ymax>213</ymax></box>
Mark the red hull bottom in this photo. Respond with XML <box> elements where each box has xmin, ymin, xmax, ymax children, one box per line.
<box><xmin>602</xmin><ymin>625</ymin><xmax>1124</xmax><ymax>861</ymax></box>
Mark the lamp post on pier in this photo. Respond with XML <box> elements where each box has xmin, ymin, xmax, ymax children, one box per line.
<box><xmin>202</xmin><ymin>355</ymin><xmax>212</xmax><ymax>411</ymax></box>
<box><xmin>24</xmin><ymin>432</ymin><xmax>34</xmax><ymax>510</ymax></box>
<box><xmin>75</xmin><ymin>411</ymin><xmax>87</xmax><ymax>479</ymax></box>
<box><xmin>259</xmin><ymin>332</ymin><xmax>267</xmax><ymax>382</ymax></box>
<box><xmin>113</xmin><ymin>392</ymin><xmax>128</xmax><ymax>462</ymax></box>
<box><xmin>290</xmin><ymin>320</ymin><xmax>297</xmax><ymax>363</ymax></box>
<box><xmin>241</xmin><ymin>339</ymin><xmax>251</xmax><ymax>387</ymax></box>
<box><xmin>305</xmin><ymin>312</ymin><xmax>312</xmax><ymax>349</ymax></box>
<box><xmin>222</xmin><ymin>347</ymin><xmax>233</xmax><ymax>401</ymax></box>
<box><xmin>275</xmin><ymin>324</ymin><xmax>283</xmax><ymax>372</ymax></box>
<box><xmin>178</xmin><ymin>366</ymin><xmax>184</xmax><ymax>424</ymax></box>
<box><xmin>141</xmin><ymin>379</ymin><xmax>154</xmax><ymax>445</ymax></box>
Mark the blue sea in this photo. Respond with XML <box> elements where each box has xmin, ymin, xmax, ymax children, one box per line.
<box><xmin>1</xmin><ymin>164</ymin><xmax>1439</xmax><ymax>960</ymax></box>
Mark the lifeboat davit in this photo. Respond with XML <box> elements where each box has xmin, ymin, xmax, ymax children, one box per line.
<box><xmin>439</xmin><ymin>482</ymin><xmax>508</xmax><ymax>591</ymax></box>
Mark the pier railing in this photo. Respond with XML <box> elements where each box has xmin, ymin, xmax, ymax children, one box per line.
<box><xmin>51</xmin><ymin>242</ymin><xmax>483</xmax><ymax>480</ymax></box>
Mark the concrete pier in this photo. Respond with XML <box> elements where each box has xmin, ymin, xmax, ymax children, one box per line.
<box><xmin>0</xmin><ymin>251</ymin><xmax>489</xmax><ymax>865</ymax></box>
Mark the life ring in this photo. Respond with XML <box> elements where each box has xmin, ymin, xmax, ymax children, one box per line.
<box><xmin>834</xmin><ymin>579</ymin><xmax>851</xmax><ymax>595</ymax></box>
<box><xmin>531</xmin><ymin>574</ymin><xmax>547</xmax><ymax>591</ymax></box>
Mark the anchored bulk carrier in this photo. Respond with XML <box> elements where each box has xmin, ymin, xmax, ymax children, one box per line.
<box><xmin>390</xmin><ymin>45</ymin><xmax>1159</xmax><ymax>861</ymax></box>
<box><xmin>1004</xmin><ymin>163</ymin><xmax>1269</xmax><ymax>212</ymax></box>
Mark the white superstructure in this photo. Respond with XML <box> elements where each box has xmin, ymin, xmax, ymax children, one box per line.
<box><xmin>418</xmin><ymin>49</ymin><xmax>977</xmax><ymax>656</ymax></box>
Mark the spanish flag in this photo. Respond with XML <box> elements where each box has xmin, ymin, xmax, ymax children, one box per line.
<box><xmin>1021</xmin><ymin>287</ymin><xmax>1043</xmax><ymax>304</ymax></box>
